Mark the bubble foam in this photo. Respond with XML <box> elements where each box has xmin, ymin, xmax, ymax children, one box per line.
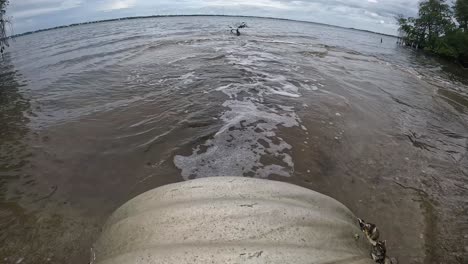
<box><xmin>174</xmin><ymin>45</ymin><xmax>305</xmax><ymax>180</ymax></box>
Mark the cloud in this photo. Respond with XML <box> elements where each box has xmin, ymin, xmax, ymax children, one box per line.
<box><xmin>10</xmin><ymin>0</ymin><xmax>82</xmax><ymax>18</ymax></box>
<box><xmin>99</xmin><ymin>0</ymin><xmax>138</xmax><ymax>11</ymax></box>
<box><xmin>9</xmin><ymin>0</ymin><xmax>421</xmax><ymax>34</ymax></box>
<box><xmin>202</xmin><ymin>0</ymin><xmax>292</xmax><ymax>10</ymax></box>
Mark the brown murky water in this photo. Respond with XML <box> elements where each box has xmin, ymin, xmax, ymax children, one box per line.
<box><xmin>0</xmin><ymin>16</ymin><xmax>467</xmax><ymax>263</ymax></box>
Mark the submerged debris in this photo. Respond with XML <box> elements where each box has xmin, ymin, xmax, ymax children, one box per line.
<box><xmin>358</xmin><ymin>218</ymin><xmax>397</xmax><ymax>264</ymax></box>
<box><xmin>371</xmin><ymin>240</ymin><xmax>387</xmax><ymax>263</ymax></box>
<box><xmin>358</xmin><ymin>218</ymin><xmax>380</xmax><ymax>244</ymax></box>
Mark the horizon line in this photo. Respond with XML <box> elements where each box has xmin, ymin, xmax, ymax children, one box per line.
<box><xmin>12</xmin><ymin>14</ymin><xmax>398</xmax><ymax>38</ymax></box>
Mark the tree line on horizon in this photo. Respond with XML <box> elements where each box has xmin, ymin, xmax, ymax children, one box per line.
<box><xmin>396</xmin><ymin>0</ymin><xmax>468</xmax><ymax>66</ymax></box>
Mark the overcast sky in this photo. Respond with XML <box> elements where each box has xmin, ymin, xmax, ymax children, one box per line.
<box><xmin>9</xmin><ymin>0</ymin><xmax>421</xmax><ymax>35</ymax></box>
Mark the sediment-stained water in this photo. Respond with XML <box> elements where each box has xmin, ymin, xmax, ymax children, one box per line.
<box><xmin>0</xmin><ymin>16</ymin><xmax>467</xmax><ymax>263</ymax></box>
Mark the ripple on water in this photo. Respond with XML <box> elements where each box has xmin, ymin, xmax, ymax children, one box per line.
<box><xmin>3</xmin><ymin>17</ymin><xmax>467</xmax><ymax>263</ymax></box>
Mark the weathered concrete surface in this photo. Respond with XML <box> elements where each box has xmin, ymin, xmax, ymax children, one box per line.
<box><xmin>92</xmin><ymin>177</ymin><xmax>374</xmax><ymax>264</ymax></box>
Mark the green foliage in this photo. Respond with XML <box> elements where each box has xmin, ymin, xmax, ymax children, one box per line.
<box><xmin>455</xmin><ymin>0</ymin><xmax>468</xmax><ymax>30</ymax></box>
<box><xmin>397</xmin><ymin>0</ymin><xmax>468</xmax><ymax>65</ymax></box>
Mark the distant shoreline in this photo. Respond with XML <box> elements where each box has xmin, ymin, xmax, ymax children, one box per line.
<box><xmin>12</xmin><ymin>14</ymin><xmax>398</xmax><ymax>38</ymax></box>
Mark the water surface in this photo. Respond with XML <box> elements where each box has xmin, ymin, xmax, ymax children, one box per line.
<box><xmin>1</xmin><ymin>16</ymin><xmax>467</xmax><ymax>263</ymax></box>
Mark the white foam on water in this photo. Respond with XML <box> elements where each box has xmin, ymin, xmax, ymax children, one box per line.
<box><xmin>278</xmin><ymin>105</ymin><xmax>295</xmax><ymax>112</ymax></box>
<box><xmin>257</xmin><ymin>164</ymin><xmax>290</xmax><ymax>178</ymax></box>
<box><xmin>174</xmin><ymin>44</ymin><xmax>306</xmax><ymax>180</ymax></box>
<box><xmin>179</xmin><ymin>72</ymin><xmax>195</xmax><ymax>85</ymax></box>
<box><xmin>174</xmin><ymin>98</ymin><xmax>300</xmax><ymax>180</ymax></box>
<box><xmin>271</xmin><ymin>83</ymin><xmax>301</xmax><ymax>98</ymax></box>
<box><xmin>399</xmin><ymin>65</ymin><xmax>423</xmax><ymax>79</ymax></box>
<box><xmin>271</xmin><ymin>90</ymin><xmax>301</xmax><ymax>98</ymax></box>
<box><xmin>300</xmin><ymin>83</ymin><xmax>318</xmax><ymax>91</ymax></box>
<box><xmin>168</xmin><ymin>54</ymin><xmax>199</xmax><ymax>64</ymax></box>
<box><xmin>255</xmin><ymin>39</ymin><xmax>299</xmax><ymax>45</ymax></box>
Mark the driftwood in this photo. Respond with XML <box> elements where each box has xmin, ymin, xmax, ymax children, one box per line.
<box><xmin>230</xmin><ymin>22</ymin><xmax>248</xmax><ymax>36</ymax></box>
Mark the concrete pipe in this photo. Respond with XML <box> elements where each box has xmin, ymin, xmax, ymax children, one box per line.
<box><xmin>92</xmin><ymin>177</ymin><xmax>374</xmax><ymax>264</ymax></box>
